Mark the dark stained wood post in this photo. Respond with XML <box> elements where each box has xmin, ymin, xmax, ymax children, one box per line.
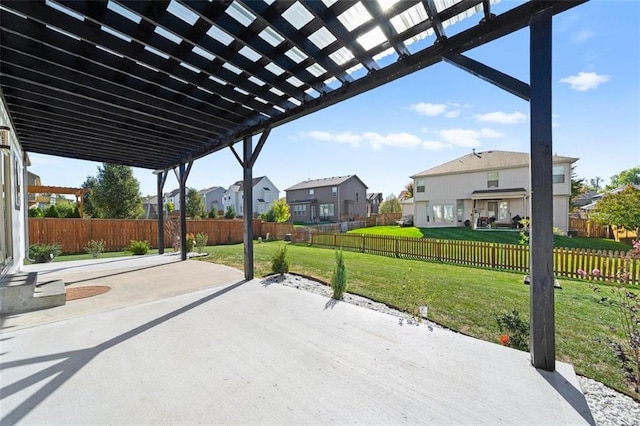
<box><xmin>156</xmin><ymin>170</ymin><xmax>167</xmax><ymax>254</ymax></box>
<box><xmin>243</xmin><ymin>135</ymin><xmax>254</xmax><ymax>280</ymax></box>
<box><xmin>529</xmin><ymin>8</ymin><xmax>555</xmax><ymax>371</ymax></box>
<box><xmin>179</xmin><ymin>163</ymin><xmax>187</xmax><ymax>261</ymax></box>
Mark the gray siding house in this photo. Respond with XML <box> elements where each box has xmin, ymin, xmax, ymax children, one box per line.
<box><xmin>199</xmin><ymin>186</ymin><xmax>225</xmax><ymax>215</ymax></box>
<box><xmin>367</xmin><ymin>192</ymin><xmax>383</xmax><ymax>216</ymax></box>
<box><xmin>286</xmin><ymin>175</ymin><xmax>368</xmax><ymax>222</ymax></box>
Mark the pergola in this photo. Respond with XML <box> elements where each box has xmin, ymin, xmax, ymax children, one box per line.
<box><xmin>0</xmin><ymin>0</ymin><xmax>588</xmax><ymax>371</ymax></box>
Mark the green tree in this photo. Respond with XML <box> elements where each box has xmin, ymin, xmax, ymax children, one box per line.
<box><xmin>570</xmin><ymin>165</ymin><xmax>584</xmax><ymax>211</ymax></box>
<box><xmin>55</xmin><ymin>198</ymin><xmax>77</xmax><ymax>218</ymax></box>
<box><xmin>208</xmin><ymin>207</ymin><xmax>218</xmax><ymax>218</ymax></box>
<box><xmin>591</xmin><ymin>184</ymin><xmax>640</xmax><ymax>235</ymax></box>
<box><xmin>588</xmin><ymin>176</ymin><xmax>603</xmax><ymax>192</ymax></box>
<box><xmin>379</xmin><ymin>194</ymin><xmax>402</xmax><ymax>214</ymax></box>
<box><xmin>81</xmin><ymin>175</ymin><xmax>100</xmax><ymax>218</ymax></box>
<box><xmin>606</xmin><ymin>167</ymin><xmax>640</xmax><ymax>190</ymax></box>
<box><xmin>272</xmin><ymin>198</ymin><xmax>291</xmax><ymax>223</ymax></box>
<box><xmin>260</xmin><ymin>208</ymin><xmax>276</xmax><ymax>222</ymax></box>
<box><xmin>403</xmin><ymin>182</ymin><xmax>414</xmax><ymax>199</ymax></box>
<box><xmin>90</xmin><ymin>163</ymin><xmax>143</xmax><ymax>218</ymax></box>
<box><xmin>186</xmin><ymin>187</ymin><xmax>205</xmax><ymax>219</ymax></box>
<box><xmin>166</xmin><ymin>200</ymin><xmax>175</xmax><ymax>214</ymax></box>
<box><xmin>44</xmin><ymin>205</ymin><xmax>59</xmax><ymax>218</ymax></box>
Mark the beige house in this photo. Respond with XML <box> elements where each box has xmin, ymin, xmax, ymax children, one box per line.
<box><xmin>410</xmin><ymin>150</ymin><xmax>578</xmax><ymax>232</ymax></box>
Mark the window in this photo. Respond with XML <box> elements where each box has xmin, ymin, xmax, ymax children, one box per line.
<box><xmin>263</xmin><ymin>187</ymin><xmax>270</xmax><ymax>191</ymax></box>
<box><xmin>332</xmin><ymin>186</ymin><xmax>337</xmax><ymax>196</ymax></box>
<box><xmin>499</xmin><ymin>201</ymin><xmax>509</xmax><ymax>221</ymax></box>
<box><xmin>487</xmin><ymin>171</ymin><xmax>498</xmax><ymax>188</ymax></box>
<box><xmin>433</xmin><ymin>204</ymin><xmax>454</xmax><ymax>223</ymax></box>
<box><xmin>319</xmin><ymin>203</ymin><xmax>334</xmax><ymax>218</ymax></box>
<box><xmin>456</xmin><ymin>200</ymin><xmax>464</xmax><ymax>223</ymax></box>
<box><xmin>309</xmin><ymin>189</ymin><xmax>314</xmax><ymax>197</ymax></box>
<box><xmin>416</xmin><ymin>179</ymin><xmax>425</xmax><ymax>193</ymax></box>
<box><xmin>355</xmin><ymin>192</ymin><xmax>359</xmax><ymax>202</ymax></box>
<box><xmin>553</xmin><ymin>165</ymin><xmax>565</xmax><ymax>183</ymax></box>
<box><xmin>293</xmin><ymin>204</ymin><xmax>307</xmax><ymax>216</ymax></box>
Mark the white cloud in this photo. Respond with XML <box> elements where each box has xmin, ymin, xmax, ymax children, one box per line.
<box><xmin>474</xmin><ymin>111</ymin><xmax>527</xmax><ymax>124</ymax></box>
<box><xmin>445</xmin><ymin>110</ymin><xmax>461</xmax><ymax>118</ymax></box>
<box><xmin>479</xmin><ymin>128</ymin><xmax>504</xmax><ymax>138</ymax></box>
<box><xmin>560</xmin><ymin>71</ymin><xmax>610</xmax><ymax>91</ymax></box>
<box><xmin>439</xmin><ymin>129</ymin><xmax>482</xmax><ymax>148</ymax></box>
<box><xmin>572</xmin><ymin>28</ymin><xmax>594</xmax><ymax>43</ymax></box>
<box><xmin>363</xmin><ymin>132</ymin><xmax>422</xmax><ymax>150</ymax></box>
<box><xmin>422</xmin><ymin>141</ymin><xmax>451</xmax><ymax>151</ymax></box>
<box><xmin>409</xmin><ymin>102</ymin><xmax>447</xmax><ymax>116</ymax></box>
<box><xmin>303</xmin><ymin>130</ymin><xmax>361</xmax><ymax>146</ymax></box>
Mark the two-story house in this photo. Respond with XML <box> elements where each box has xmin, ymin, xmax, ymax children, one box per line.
<box><xmin>286</xmin><ymin>175</ymin><xmax>368</xmax><ymax>223</ymax></box>
<box><xmin>222</xmin><ymin>176</ymin><xmax>279</xmax><ymax>217</ymax></box>
<box><xmin>410</xmin><ymin>150</ymin><xmax>578</xmax><ymax>232</ymax></box>
<box><xmin>366</xmin><ymin>192</ymin><xmax>383</xmax><ymax>216</ymax></box>
<box><xmin>199</xmin><ymin>186</ymin><xmax>225</xmax><ymax>216</ymax></box>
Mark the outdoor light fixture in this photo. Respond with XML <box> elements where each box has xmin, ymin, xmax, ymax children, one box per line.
<box><xmin>0</xmin><ymin>126</ymin><xmax>10</xmax><ymax>150</ymax></box>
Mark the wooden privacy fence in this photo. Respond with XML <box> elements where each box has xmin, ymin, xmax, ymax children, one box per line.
<box><xmin>29</xmin><ymin>218</ymin><xmax>293</xmax><ymax>253</ymax></box>
<box><xmin>366</xmin><ymin>213</ymin><xmax>403</xmax><ymax>227</ymax></box>
<box><xmin>292</xmin><ymin>232</ymin><xmax>640</xmax><ymax>285</ymax></box>
<box><xmin>568</xmin><ymin>217</ymin><xmax>609</xmax><ymax>238</ymax></box>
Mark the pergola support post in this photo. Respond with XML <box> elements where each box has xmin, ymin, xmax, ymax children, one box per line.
<box><xmin>175</xmin><ymin>161</ymin><xmax>193</xmax><ymax>261</ymax></box>
<box><xmin>156</xmin><ymin>170</ymin><xmax>168</xmax><ymax>254</ymax></box>
<box><xmin>529</xmin><ymin>9</ymin><xmax>555</xmax><ymax>371</ymax></box>
<box><xmin>230</xmin><ymin>129</ymin><xmax>271</xmax><ymax>280</ymax></box>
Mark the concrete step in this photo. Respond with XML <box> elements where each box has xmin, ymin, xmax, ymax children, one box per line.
<box><xmin>0</xmin><ymin>273</ymin><xmax>66</xmax><ymax>315</ymax></box>
<box><xmin>31</xmin><ymin>280</ymin><xmax>67</xmax><ymax>312</ymax></box>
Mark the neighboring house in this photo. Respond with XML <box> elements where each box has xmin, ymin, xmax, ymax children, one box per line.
<box><xmin>367</xmin><ymin>192</ymin><xmax>383</xmax><ymax>216</ymax></box>
<box><xmin>199</xmin><ymin>186</ymin><xmax>224</xmax><ymax>215</ymax></box>
<box><xmin>580</xmin><ymin>185</ymin><xmax>640</xmax><ymax>216</ymax></box>
<box><xmin>142</xmin><ymin>195</ymin><xmax>159</xmax><ymax>219</ymax></box>
<box><xmin>164</xmin><ymin>188</ymin><xmax>181</xmax><ymax>212</ymax></box>
<box><xmin>222</xmin><ymin>176</ymin><xmax>279</xmax><ymax>217</ymax></box>
<box><xmin>400</xmin><ymin>197</ymin><xmax>414</xmax><ymax>216</ymax></box>
<box><xmin>410</xmin><ymin>150</ymin><xmax>578</xmax><ymax>232</ymax></box>
<box><xmin>285</xmin><ymin>175</ymin><xmax>368</xmax><ymax>223</ymax></box>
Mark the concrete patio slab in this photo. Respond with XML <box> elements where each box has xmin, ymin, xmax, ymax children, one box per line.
<box><xmin>1</xmin><ymin>258</ymin><xmax>594</xmax><ymax>424</ymax></box>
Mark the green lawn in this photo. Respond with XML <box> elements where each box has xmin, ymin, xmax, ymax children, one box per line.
<box><xmin>197</xmin><ymin>241</ymin><xmax>638</xmax><ymax>399</ymax></box>
<box><xmin>347</xmin><ymin>226</ymin><xmax>631</xmax><ymax>251</ymax></box>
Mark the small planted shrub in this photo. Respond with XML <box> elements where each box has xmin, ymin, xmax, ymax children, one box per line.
<box><xmin>224</xmin><ymin>205</ymin><xmax>236</xmax><ymax>219</ymax></box>
<box><xmin>185</xmin><ymin>233</ymin><xmax>195</xmax><ymax>253</ymax></box>
<box><xmin>125</xmin><ymin>240</ymin><xmax>150</xmax><ymax>255</ymax></box>
<box><xmin>44</xmin><ymin>205</ymin><xmax>60</xmax><ymax>218</ymax></box>
<box><xmin>331</xmin><ymin>250</ymin><xmax>347</xmax><ymax>300</ymax></box>
<box><xmin>28</xmin><ymin>207</ymin><xmax>44</xmax><ymax>218</ymax></box>
<box><xmin>271</xmin><ymin>245</ymin><xmax>290</xmax><ymax>275</ymax></box>
<box><xmin>496</xmin><ymin>309</ymin><xmax>530</xmax><ymax>351</ymax></box>
<box><xmin>29</xmin><ymin>243</ymin><xmax>62</xmax><ymax>263</ymax></box>
<box><xmin>84</xmin><ymin>239</ymin><xmax>105</xmax><ymax>258</ymax></box>
<box><xmin>195</xmin><ymin>233</ymin><xmax>208</xmax><ymax>253</ymax></box>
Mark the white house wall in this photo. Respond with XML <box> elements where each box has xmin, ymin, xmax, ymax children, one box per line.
<box><xmin>1</xmin><ymin>96</ymin><xmax>26</xmax><ymax>275</ymax></box>
<box><xmin>413</xmin><ymin>163</ymin><xmax>573</xmax><ymax>231</ymax></box>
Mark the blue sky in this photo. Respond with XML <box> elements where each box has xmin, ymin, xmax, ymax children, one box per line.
<box><xmin>27</xmin><ymin>0</ymin><xmax>640</xmax><ymax>199</ymax></box>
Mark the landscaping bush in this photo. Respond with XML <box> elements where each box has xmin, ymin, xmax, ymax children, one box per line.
<box><xmin>496</xmin><ymin>309</ymin><xmax>530</xmax><ymax>351</ymax></box>
<box><xmin>44</xmin><ymin>205</ymin><xmax>60</xmax><ymax>218</ymax></box>
<box><xmin>28</xmin><ymin>208</ymin><xmax>44</xmax><ymax>217</ymax></box>
<box><xmin>185</xmin><ymin>233</ymin><xmax>195</xmax><ymax>253</ymax></box>
<box><xmin>195</xmin><ymin>233</ymin><xmax>208</xmax><ymax>253</ymax></box>
<box><xmin>331</xmin><ymin>250</ymin><xmax>347</xmax><ymax>299</ymax></box>
<box><xmin>271</xmin><ymin>245</ymin><xmax>289</xmax><ymax>275</ymax></box>
<box><xmin>84</xmin><ymin>239</ymin><xmax>105</xmax><ymax>258</ymax></box>
<box><xmin>125</xmin><ymin>240</ymin><xmax>150</xmax><ymax>255</ymax></box>
<box><xmin>224</xmin><ymin>206</ymin><xmax>236</xmax><ymax>219</ymax></box>
<box><xmin>29</xmin><ymin>243</ymin><xmax>62</xmax><ymax>263</ymax></box>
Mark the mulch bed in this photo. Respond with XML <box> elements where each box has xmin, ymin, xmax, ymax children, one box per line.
<box><xmin>66</xmin><ymin>286</ymin><xmax>111</xmax><ymax>301</ymax></box>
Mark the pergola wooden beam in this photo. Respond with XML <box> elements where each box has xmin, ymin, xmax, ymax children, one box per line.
<box><xmin>27</xmin><ymin>185</ymin><xmax>88</xmax><ymax>217</ymax></box>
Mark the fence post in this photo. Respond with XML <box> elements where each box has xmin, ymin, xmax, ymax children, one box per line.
<box><xmin>395</xmin><ymin>238</ymin><xmax>399</xmax><ymax>258</ymax></box>
<box><xmin>362</xmin><ymin>234</ymin><xmax>365</xmax><ymax>253</ymax></box>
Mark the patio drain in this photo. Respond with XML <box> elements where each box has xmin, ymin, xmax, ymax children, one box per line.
<box><xmin>66</xmin><ymin>286</ymin><xmax>111</xmax><ymax>301</ymax></box>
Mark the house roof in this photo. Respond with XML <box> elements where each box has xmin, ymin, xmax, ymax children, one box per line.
<box><xmin>0</xmin><ymin>1</ymin><xmax>584</xmax><ymax>171</ymax></box>
<box><xmin>285</xmin><ymin>175</ymin><xmax>368</xmax><ymax>191</ymax></box>
<box><xmin>164</xmin><ymin>188</ymin><xmax>180</xmax><ymax>198</ymax></box>
<box><xmin>198</xmin><ymin>186</ymin><xmax>223</xmax><ymax>195</ymax></box>
<box><xmin>231</xmin><ymin>176</ymin><xmax>266</xmax><ymax>188</ymax></box>
<box><xmin>411</xmin><ymin>150</ymin><xmax>579</xmax><ymax>178</ymax></box>
<box><xmin>367</xmin><ymin>192</ymin><xmax>382</xmax><ymax>201</ymax></box>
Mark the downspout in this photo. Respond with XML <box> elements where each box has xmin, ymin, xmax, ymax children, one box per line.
<box><xmin>23</xmin><ymin>152</ymin><xmax>35</xmax><ymax>263</ymax></box>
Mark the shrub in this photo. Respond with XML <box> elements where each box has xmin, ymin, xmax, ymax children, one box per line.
<box><xmin>260</xmin><ymin>208</ymin><xmax>276</xmax><ymax>223</ymax></box>
<box><xmin>208</xmin><ymin>208</ymin><xmax>218</xmax><ymax>219</ymax></box>
<box><xmin>271</xmin><ymin>245</ymin><xmax>290</xmax><ymax>275</ymax></box>
<box><xmin>84</xmin><ymin>239</ymin><xmax>105</xmax><ymax>258</ymax></box>
<box><xmin>125</xmin><ymin>240</ymin><xmax>150</xmax><ymax>255</ymax></box>
<box><xmin>195</xmin><ymin>233</ymin><xmax>208</xmax><ymax>253</ymax></box>
<box><xmin>224</xmin><ymin>205</ymin><xmax>236</xmax><ymax>219</ymax></box>
<box><xmin>44</xmin><ymin>205</ymin><xmax>60</xmax><ymax>218</ymax></box>
<box><xmin>28</xmin><ymin>208</ymin><xmax>44</xmax><ymax>217</ymax></box>
<box><xmin>496</xmin><ymin>309</ymin><xmax>530</xmax><ymax>351</ymax></box>
<box><xmin>331</xmin><ymin>250</ymin><xmax>347</xmax><ymax>300</ymax></box>
<box><xmin>29</xmin><ymin>243</ymin><xmax>62</xmax><ymax>263</ymax></box>
<box><xmin>185</xmin><ymin>233</ymin><xmax>195</xmax><ymax>253</ymax></box>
